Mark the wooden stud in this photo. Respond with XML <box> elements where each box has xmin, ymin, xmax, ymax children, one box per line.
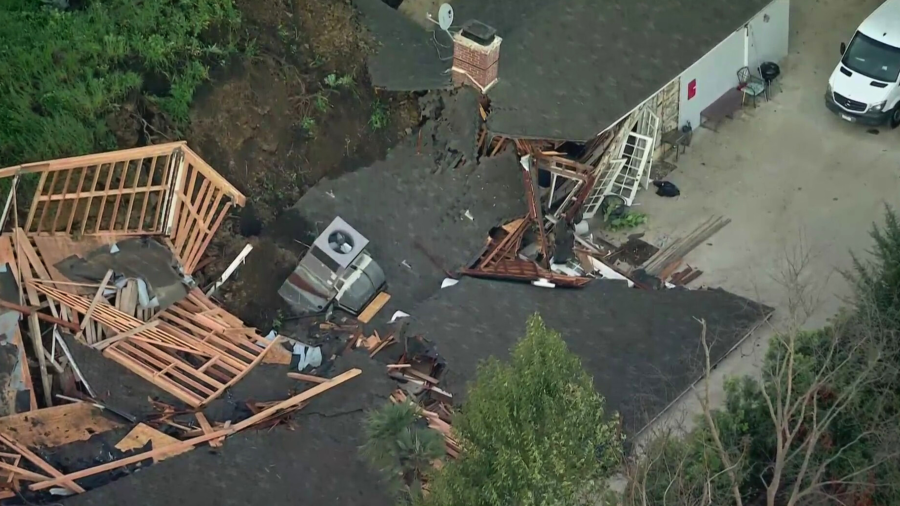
<box><xmin>92</xmin><ymin>320</ymin><xmax>160</xmax><ymax>351</ymax></box>
<box><xmin>0</xmin><ymin>461</ymin><xmax>51</xmax><ymax>483</ymax></box>
<box><xmin>24</xmin><ymin>171</ymin><xmax>48</xmax><ymax>233</ymax></box>
<box><xmin>233</xmin><ymin>369</ymin><xmax>361</xmax><ymax>431</ymax></box>
<box><xmin>79</xmin><ymin>162</ymin><xmax>105</xmax><ymax>237</ymax></box>
<box><xmin>490</xmin><ymin>136</ymin><xmax>507</xmax><ymax>157</ymax></box>
<box><xmin>181</xmin><ymin>147</ymin><xmax>246</xmax><ymax>205</ymax></box>
<box><xmin>405</xmin><ymin>368</ymin><xmax>440</xmax><ymax>384</ymax></box>
<box><xmin>111</xmin><ymin>342</ymin><xmax>218</xmax><ymax>397</ymax></box>
<box><xmin>0</xmin><ymin>433</ymin><xmax>85</xmax><ymax>494</ymax></box>
<box><xmin>176</xmin><ymin>178</ymin><xmax>211</xmax><ymax>256</ymax></box>
<box><xmin>36</xmin><ymin>170</ymin><xmax>59</xmax><ymax>233</ymax></box>
<box><xmin>138</xmin><ymin>156</ymin><xmax>159</xmax><ymax>232</ymax></box>
<box><xmin>122</xmin><ymin>158</ymin><xmax>144</xmax><ymax>231</ymax></box>
<box><xmin>0</xmin><ymin>142</ymin><xmax>185</xmax><ymax>177</ymax></box>
<box><xmin>357</xmin><ymin>292</ymin><xmax>391</xmax><ymax>324</ymax></box>
<box><xmin>65</xmin><ymin>166</ymin><xmax>90</xmax><ymax>233</ymax></box>
<box><xmin>152</xmin><ymin>154</ymin><xmax>177</xmax><ymax>233</ymax></box>
<box><xmin>286</xmin><ymin>373</ymin><xmax>328</xmax><ymax>383</ymax></box>
<box><xmin>107</xmin><ymin>160</ymin><xmax>132</xmax><ymax>232</ymax></box>
<box><xmin>173</xmin><ymin>164</ymin><xmax>200</xmax><ymax>251</ymax></box>
<box><xmin>29</xmin><ymin>427</ymin><xmax>231</xmax><ymax>492</ymax></box>
<box><xmin>50</xmin><ymin>168</ymin><xmax>73</xmax><ymax>233</ymax></box>
<box><xmin>183</xmin><ymin>190</ymin><xmax>223</xmax><ymax>271</ymax></box>
<box><xmin>80</xmin><ymin>269</ymin><xmax>113</xmax><ymax>331</ymax></box>
<box><xmin>185</xmin><ymin>202</ymin><xmax>231</xmax><ymax>273</ymax></box>
<box><xmin>93</xmin><ymin>161</ymin><xmax>118</xmax><ymax>234</ymax></box>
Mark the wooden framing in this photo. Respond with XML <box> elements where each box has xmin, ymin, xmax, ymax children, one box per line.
<box><xmin>165</xmin><ymin>147</ymin><xmax>242</xmax><ymax>273</ymax></box>
<box><xmin>0</xmin><ymin>142</ymin><xmax>245</xmax><ymax>275</ymax></box>
<box><xmin>31</xmin><ymin>284</ymin><xmax>275</xmax><ymax>407</ymax></box>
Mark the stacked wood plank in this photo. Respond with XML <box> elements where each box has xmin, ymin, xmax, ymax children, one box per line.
<box><xmin>32</xmin><ymin>283</ymin><xmax>277</xmax><ymax>407</ymax></box>
<box><xmin>643</xmin><ymin>216</ymin><xmax>731</xmax><ymax>277</ymax></box>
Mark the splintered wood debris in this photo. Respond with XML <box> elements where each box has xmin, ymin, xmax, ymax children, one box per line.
<box><xmin>0</xmin><ymin>144</ymin><xmax>367</xmax><ymax>497</ymax></box>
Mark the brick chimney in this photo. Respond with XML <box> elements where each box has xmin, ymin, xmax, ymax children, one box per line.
<box><xmin>452</xmin><ymin>20</ymin><xmax>501</xmax><ymax>92</ymax></box>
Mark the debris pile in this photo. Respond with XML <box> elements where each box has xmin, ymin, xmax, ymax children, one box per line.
<box><xmin>0</xmin><ymin>144</ymin><xmax>364</xmax><ymax>499</ymax></box>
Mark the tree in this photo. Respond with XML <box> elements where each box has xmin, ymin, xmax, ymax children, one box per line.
<box><xmin>361</xmin><ymin>402</ymin><xmax>446</xmax><ymax>500</ymax></box>
<box><xmin>625</xmin><ymin>217</ymin><xmax>900</xmax><ymax>506</ymax></box>
<box><xmin>424</xmin><ymin>314</ymin><xmax>621</xmax><ymax>506</ymax></box>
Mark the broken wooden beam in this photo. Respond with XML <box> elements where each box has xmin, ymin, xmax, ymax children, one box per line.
<box><xmin>233</xmin><ymin>368</ymin><xmax>361</xmax><ymax>431</ymax></box>
<box><xmin>29</xmin><ymin>428</ymin><xmax>232</xmax><ymax>492</ymax></box>
<box><xmin>91</xmin><ymin>320</ymin><xmax>160</xmax><ymax>351</ymax></box>
<box><xmin>0</xmin><ymin>433</ymin><xmax>85</xmax><ymax>494</ymax></box>
<box><xmin>0</xmin><ymin>300</ymin><xmax>80</xmax><ymax>332</ymax></box>
<box><xmin>357</xmin><ymin>291</ymin><xmax>391</xmax><ymax>324</ymax></box>
<box><xmin>80</xmin><ymin>269</ymin><xmax>113</xmax><ymax>332</ymax></box>
<box><xmin>286</xmin><ymin>373</ymin><xmax>328</xmax><ymax>384</ymax></box>
<box><xmin>405</xmin><ymin>368</ymin><xmax>440</xmax><ymax>385</ymax></box>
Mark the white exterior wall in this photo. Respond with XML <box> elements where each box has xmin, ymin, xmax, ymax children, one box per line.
<box><xmin>747</xmin><ymin>0</ymin><xmax>790</xmax><ymax>72</ymax></box>
<box><xmin>591</xmin><ymin>0</ymin><xmax>789</xmax><ymax>149</ymax></box>
<box><xmin>677</xmin><ymin>28</ymin><xmax>746</xmax><ymax>129</ymax></box>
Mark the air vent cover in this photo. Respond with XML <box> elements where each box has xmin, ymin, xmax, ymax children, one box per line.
<box><xmin>312</xmin><ymin>217</ymin><xmax>369</xmax><ymax>268</ymax></box>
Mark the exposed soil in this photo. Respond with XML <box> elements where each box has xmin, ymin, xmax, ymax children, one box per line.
<box><xmin>181</xmin><ymin>0</ymin><xmax>419</xmax><ymax>328</ymax></box>
<box><xmin>610</xmin><ymin>236</ymin><xmax>660</xmax><ymax>267</ymax></box>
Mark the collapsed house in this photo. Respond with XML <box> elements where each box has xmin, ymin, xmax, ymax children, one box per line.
<box><xmin>355</xmin><ymin>0</ymin><xmax>790</xmax><ymax>218</ymax></box>
<box><xmin>285</xmin><ymin>90</ymin><xmax>773</xmax><ymax>437</ymax></box>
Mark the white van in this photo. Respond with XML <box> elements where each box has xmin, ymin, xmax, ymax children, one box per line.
<box><xmin>826</xmin><ymin>0</ymin><xmax>900</xmax><ymax>127</ymax></box>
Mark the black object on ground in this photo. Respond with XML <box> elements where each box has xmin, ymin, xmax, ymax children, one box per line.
<box><xmin>653</xmin><ymin>180</ymin><xmax>681</xmax><ymax>197</ymax></box>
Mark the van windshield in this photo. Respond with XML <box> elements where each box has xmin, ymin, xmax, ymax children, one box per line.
<box><xmin>842</xmin><ymin>31</ymin><xmax>900</xmax><ymax>82</ymax></box>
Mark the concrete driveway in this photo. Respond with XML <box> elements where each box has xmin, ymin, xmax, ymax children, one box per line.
<box><xmin>632</xmin><ymin>0</ymin><xmax>900</xmax><ymax>434</ymax></box>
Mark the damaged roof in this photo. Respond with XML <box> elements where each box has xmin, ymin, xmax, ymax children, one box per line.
<box><xmin>284</xmin><ymin>90</ymin><xmax>527</xmax><ymax>314</ymax></box>
<box><xmin>55</xmin><ymin>352</ymin><xmax>398</xmax><ymax>506</ymax></box>
<box><xmin>406</xmin><ymin>277</ymin><xmax>772</xmax><ymax>432</ymax></box>
<box><xmin>359</xmin><ymin>0</ymin><xmax>773</xmax><ymax>140</ymax></box>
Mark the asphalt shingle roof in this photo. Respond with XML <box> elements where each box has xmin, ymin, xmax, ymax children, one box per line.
<box><xmin>360</xmin><ymin>0</ymin><xmax>774</xmax><ymax>140</ymax></box>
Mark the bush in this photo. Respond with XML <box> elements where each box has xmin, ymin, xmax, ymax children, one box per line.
<box><xmin>425</xmin><ymin>314</ymin><xmax>622</xmax><ymax>506</ymax></box>
<box><xmin>0</xmin><ymin>0</ymin><xmax>241</xmax><ymax>166</ymax></box>
<box><xmin>361</xmin><ymin>402</ymin><xmax>445</xmax><ymax>500</ymax></box>
<box><xmin>628</xmin><ymin>208</ymin><xmax>900</xmax><ymax>506</ymax></box>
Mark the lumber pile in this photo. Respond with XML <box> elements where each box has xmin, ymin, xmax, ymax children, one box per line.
<box><xmin>642</xmin><ymin>216</ymin><xmax>731</xmax><ymax>278</ymax></box>
<box><xmin>33</xmin><ymin>283</ymin><xmax>278</xmax><ymax>407</ymax></box>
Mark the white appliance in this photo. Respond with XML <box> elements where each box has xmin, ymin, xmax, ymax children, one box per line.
<box><xmin>278</xmin><ymin>217</ymin><xmax>385</xmax><ymax>314</ymax></box>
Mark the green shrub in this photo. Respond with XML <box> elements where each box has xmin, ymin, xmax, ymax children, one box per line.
<box><xmin>0</xmin><ymin>0</ymin><xmax>241</xmax><ymax>166</ymax></box>
<box><xmin>361</xmin><ymin>402</ymin><xmax>445</xmax><ymax>499</ymax></box>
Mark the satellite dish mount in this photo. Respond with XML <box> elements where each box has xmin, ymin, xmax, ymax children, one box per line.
<box><xmin>426</xmin><ymin>3</ymin><xmax>455</xmax><ymax>60</ymax></box>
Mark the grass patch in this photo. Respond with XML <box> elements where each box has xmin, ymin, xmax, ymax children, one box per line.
<box><xmin>0</xmin><ymin>0</ymin><xmax>242</xmax><ymax>167</ymax></box>
<box><xmin>369</xmin><ymin>99</ymin><xmax>389</xmax><ymax>131</ymax></box>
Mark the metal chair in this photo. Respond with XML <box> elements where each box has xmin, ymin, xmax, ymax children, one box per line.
<box><xmin>737</xmin><ymin>66</ymin><xmax>768</xmax><ymax>107</ymax></box>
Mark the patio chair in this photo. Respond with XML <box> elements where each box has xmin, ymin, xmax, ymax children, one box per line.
<box><xmin>737</xmin><ymin>66</ymin><xmax>767</xmax><ymax>107</ymax></box>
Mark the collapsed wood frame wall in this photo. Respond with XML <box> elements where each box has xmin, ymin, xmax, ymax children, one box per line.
<box><xmin>34</xmin><ymin>284</ymin><xmax>276</xmax><ymax>407</ymax></box>
<box><xmin>0</xmin><ymin>141</ymin><xmax>245</xmax><ymax>275</ymax></box>
<box><xmin>0</xmin><ymin>143</ymin><xmax>278</xmax><ymax>416</ymax></box>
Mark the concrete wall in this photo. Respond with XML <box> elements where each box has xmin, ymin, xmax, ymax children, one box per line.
<box><xmin>747</xmin><ymin>0</ymin><xmax>790</xmax><ymax>72</ymax></box>
<box><xmin>678</xmin><ymin>28</ymin><xmax>746</xmax><ymax>129</ymax></box>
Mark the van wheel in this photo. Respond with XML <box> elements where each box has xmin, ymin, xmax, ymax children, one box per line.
<box><xmin>891</xmin><ymin>106</ymin><xmax>900</xmax><ymax>129</ymax></box>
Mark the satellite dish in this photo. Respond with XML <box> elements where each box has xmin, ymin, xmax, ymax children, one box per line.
<box><xmin>438</xmin><ymin>3</ymin><xmax>453</xmax><ymax>31</ymax></box>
